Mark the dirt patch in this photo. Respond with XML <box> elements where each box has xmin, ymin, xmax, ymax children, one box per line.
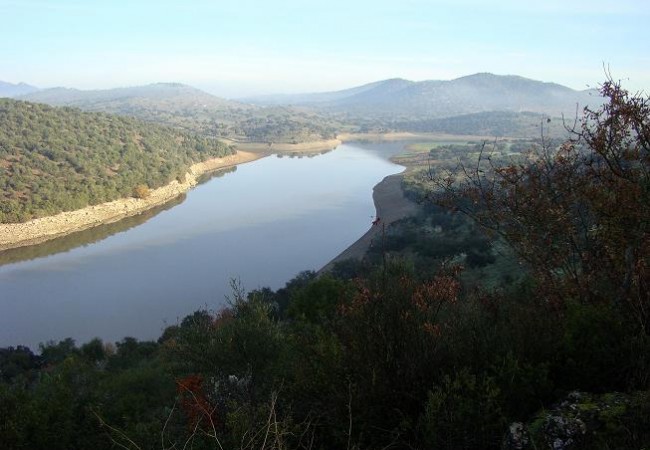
<box><xmin>222</xmin><ymin>138</ymin><xmax>341</xmax><ymax>154</ymax></box>
<box><xmin>338</xmin><ymin>131</ymin><xmax>495</xmax><ymax>142</ymax></box>
<box><xmin>319</xmin><ymin>173</ymin><xmax>419</xmax><ymax>273</ymax></box>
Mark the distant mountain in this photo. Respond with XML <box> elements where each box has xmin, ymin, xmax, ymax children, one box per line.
<box><xmin>0</xmin><ymin>81</ymin><xmax>39</xmax><ymax>98</ymax></box>
<box><xmin>244</xmin><ymin>78</ymin><xmax>414</xmax><ymax>105</ymax></box>
<box><xmin>19</xmin><ymin>82</ymin><xmax>246</xmax><ymax>114</ymax></box>
<box><xmin>244</xmin><ymin>73</ymin><xmax>600</xmax><ymax>119</ymax></box>
<box><xmin>18</xmin><ymin>83</ymin><xmax>254</xmax><ymax>136</ymax></box>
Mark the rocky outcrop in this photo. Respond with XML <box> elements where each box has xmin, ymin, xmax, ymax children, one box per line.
<box><xmin>503</xmin><ymin>391</ymin><xmax>650</xmax><ymax>450</ymax></box>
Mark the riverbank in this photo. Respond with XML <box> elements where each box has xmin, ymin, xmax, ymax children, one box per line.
<box><xmin>337</xmin><ymin>131</ymin><xmax>493</xmax><ymax>142</ymax></box>
<box><xmin>0</xmin><ymin>151</ymin><xmax>263</xmax><ymax>251</ymax></box>
<box><xmin>226</xmin><ymin>132</ymin><xmax>489</xmax><ymax>155</ymax></box>
<box><xmin>0</xmin><ymin>134</ymin><xmax>434</xmax><ymax>253</ymax></box>
<box><xmin>319</xmin><ymin>172</ymin><xmax>419</xmax><ymax>273</ymax></box>
<box><xmin>224</xmin><ymin>138</ymin><xmax>341</xmax><ymax>154</ymax></box>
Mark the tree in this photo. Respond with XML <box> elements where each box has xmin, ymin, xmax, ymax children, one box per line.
<box><xmin>430</xmin><ymin>79</ymin><xmax>649</xmax><ymax>331</ymax></box>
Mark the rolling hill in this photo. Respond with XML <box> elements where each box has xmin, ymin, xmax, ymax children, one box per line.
<box><xmin>244</xmin><ymin>73</ymin><xmax>599</xmax><ymax>120</ymax></box>
<box><xmin>19</xmin><ymin>82</ymin><xmax>242</xmax><ymax>112</ymax></box>
<box><xmin>18</xmin><ymin>83</ymin><xmax>339</xmax><ymax>143</ymax></box>
<box><xmin>14</xmin><ymin>74</ymin><xmax>600</xmax><ymax>141</ymax></box>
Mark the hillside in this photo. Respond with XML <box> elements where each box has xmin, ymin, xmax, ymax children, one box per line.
<box><xmin>244</xmin><ymin>78</ymin><xmax>414</xmax><ymax>105</ymax></box>
<box><xmin>393</xmin><ymin>110</ymin><xmax>570</xmax><ymax>138</ymax></box>
<box><xmin>0</xmin><ymin>99</ymin><xmax>233</xmax><ymax>223</ymax></box>
<box><xmin>245</xmin><ymin>73</ymin><xmax>599</xmax><ymax>120</ymax></box>
<box><xmin>19</xmin><ymin>83</ymin><xmax>340</xmax><ymax>143</ymax></box>
<box><xmin>0</xmin><ymin>81</ymin><xmax>39</xmax><ymax>98</ymax></box>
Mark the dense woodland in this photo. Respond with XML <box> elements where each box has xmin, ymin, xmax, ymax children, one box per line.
<box><xmin>0</xmin><ymin>81</ymin><xmax>648</xmax><ymax>449</ymax></box>
<box><xmin>0</xmin><ymin>99</ymin><xmax>233</xmax><ymax>223</ymax></box>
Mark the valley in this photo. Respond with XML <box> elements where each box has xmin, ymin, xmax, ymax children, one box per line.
<box><xmin>1</xmin><ymin>69</ymin><xmax>647</xmax><ymax>450</ymax></box>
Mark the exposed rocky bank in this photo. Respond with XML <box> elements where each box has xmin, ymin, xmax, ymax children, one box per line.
<box><xmin>0</xmin><ymin>151</ymin><xmax>262</xmax><ymax>251</ymax></box>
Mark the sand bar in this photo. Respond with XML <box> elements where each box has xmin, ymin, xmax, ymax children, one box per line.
<box><xmin>319</xmin><ymin>173</ymin><xmax>419</xmax><ymax>273</ymax></box>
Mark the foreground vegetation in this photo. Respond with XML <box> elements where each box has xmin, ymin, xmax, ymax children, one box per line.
<box><xmin>0</xmin><ymin>99</ymin><xmax>233</xmax><ymax>223</ymax></box>
<box><xmin>0</xmin><ymin>81</ymin><xmax>648</xmax><ymax>449</ymax></box>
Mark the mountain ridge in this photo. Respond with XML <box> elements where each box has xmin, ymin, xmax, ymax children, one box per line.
<box><xmin>18</xmin><ymin>82</ymin><xmax>246</xmax><ymax>110</ymax></box>
<box><xmin>242</xmin><ymin>73</ymin><xmax>599</xmax><ymax>119</ymax></box>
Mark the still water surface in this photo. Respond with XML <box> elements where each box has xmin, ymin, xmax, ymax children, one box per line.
<box><xmin>0</xmin><ymin>142</ymin><xmax>406</xmax><ymax>348</ymax></box>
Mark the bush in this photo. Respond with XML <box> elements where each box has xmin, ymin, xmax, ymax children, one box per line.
<box><xmin>133</xmin><ymin>184</ymin><xmax>150</xmax><ymax>199</ymax></box>
<box><xmin>420</xmin><ymin>368</ymin><xmax>506</xmax><ymax>450</ymax></box>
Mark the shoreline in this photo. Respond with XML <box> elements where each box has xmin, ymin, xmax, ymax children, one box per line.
<box><xmin>0</xmin><ymin>151</ymin><xmax>264</xmax><ymax>251</ymax></box>
<box><xmin>222</xmin><ymin>138</ymin><xmax>342</xmax><ymax>154</ymax></box>
<box><xmin>0</xmin><ymin>132</ymin><xmax>460</xmax><ymax>253</ymax></box>
<box><xmin>337</xmin><ymin>131</ymin><xmax>494</xmax><ymax>143</ymax></box>
<box><xmin>319</xmin><ymin>172</ymin><xmax>419</xmax><ymax>273</ymax></box>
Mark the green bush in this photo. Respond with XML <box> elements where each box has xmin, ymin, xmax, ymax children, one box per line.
<box><xmin>421</xmin><ymin>368</ymin><xmax>506</xmax><ymax>450</ymax></box>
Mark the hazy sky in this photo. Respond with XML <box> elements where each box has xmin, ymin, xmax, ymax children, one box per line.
<box><xmin>2</xmin><ymin>0</ymin><xmax>648</xmax><ymax>97</ymax></box>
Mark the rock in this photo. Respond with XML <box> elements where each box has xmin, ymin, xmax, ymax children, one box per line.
<box><xmin>502</xmin><ymin>390</ymin><xmax>650</xmax><ymax>449</ymax></box>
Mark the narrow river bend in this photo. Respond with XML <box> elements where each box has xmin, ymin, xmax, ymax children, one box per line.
<box><xmin>0</xmin><ymin>142</ymin><xmax>406</xmax><ymax>348</ymax></box>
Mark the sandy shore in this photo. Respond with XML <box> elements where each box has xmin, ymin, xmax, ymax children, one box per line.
<box><xmin>319</xmin><ymin>172</ymin><xmax>419</xmax><ymax>273</ymax></box>
<box><xmin>223</xmin><ymin>138</ymin><xmax>341</xmax><ymax>154</ymax></box>
<box><xmin>0</xmin><ymin>151</ymin><xmax>263</xmax><ymax>251</ymax></box>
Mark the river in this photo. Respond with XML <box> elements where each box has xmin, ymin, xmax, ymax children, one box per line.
<box><xmin>0</xmin><ymin>141</ymin><xmax>407</xmax><ymax>349</ymax></box>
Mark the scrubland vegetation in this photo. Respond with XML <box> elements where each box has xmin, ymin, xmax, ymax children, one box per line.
<box><xmin>0</xmin><ymin>99</ymin><xmax>233</xmax><ymax>223</ymax></box>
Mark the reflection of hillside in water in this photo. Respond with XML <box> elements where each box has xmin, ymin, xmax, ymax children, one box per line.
<box><xmin>195</xmin><ymin>165</ymin><xmax>236</xmax><ymax>184</ymax></box>
<box><xmin>0</xmin><ymin>196</ymin><xmax>184</xmax><ymax>266</ymax></box>
<box><xmin>274</xmin><ymin>148</ymin><xmax>333</xmax><ymax>158</ymax></box>
<box><xmin>0</xmin><ymin>166</ymin><xmax>237</xmax><ymax>266</ymax></box>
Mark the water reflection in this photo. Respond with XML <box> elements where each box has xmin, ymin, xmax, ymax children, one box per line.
<box><xmin>0</xmin><ymin>167</ymin><xmax>236</xmax><ymax>267</ymax></box>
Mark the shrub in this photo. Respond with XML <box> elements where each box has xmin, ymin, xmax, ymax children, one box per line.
<box><xmin>133</xmin><ymin>184</ymin><xmax>150</xmax><ymax>199</ymax></box>
<box><xmin>420</xmin><ymin>368</ymin><xmax>506</xmax><ymax>450</ymax></box>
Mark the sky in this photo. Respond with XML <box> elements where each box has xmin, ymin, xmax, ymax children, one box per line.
<box><xmin>1</xmin><ymin>0</ymin><xmax>649</xmax><ymax>98</ymax></box>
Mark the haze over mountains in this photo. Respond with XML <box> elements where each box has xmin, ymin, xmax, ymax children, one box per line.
<box><xmin>12</xmin><ymin>82</ymin><xmax>335</xmax><ymax>143</ymax></box>
<box><xmin>3</xmin><ymin>73</ymin><xmax>598</xmax><ymax>120</ymax></box>
<box><xmin>18</xmin><ymin>82</ymin><xmax>245</xmax><ymax>112</ymax></box>
<box><xmin>17</xmin><ymin>83</ymin><xmax>250</xmax><ymax>123</ymax></box>
<box><xmin>244</xmin><ymin>73</ymin><xmax>598</xmax><ymax>119</ymax></box>
<box><xmin>0</xmin><ymin>73</ymin><xmax>601</xmax><ymax>140</ymax></box>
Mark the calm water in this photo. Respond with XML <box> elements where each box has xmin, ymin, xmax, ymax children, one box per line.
<box><xmin>0</xmin><ymin>142</ymin><xmax>406</xmax><ymax>348</ymax></box>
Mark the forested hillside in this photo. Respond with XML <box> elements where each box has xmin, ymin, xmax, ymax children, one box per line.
<box><xmin>19</xmin><ymin>83</ymin><xmax>341</xmax><ymax>144</ymax></box>
<box><xmin>392</xmin><ymin>111</ymin><xmax>567</xmax><ymax>138</ymax></box>
<box><xmin>0</xmin><ymin>99</ymin><xmax>233</xmax><ymax>223</ymax></box>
